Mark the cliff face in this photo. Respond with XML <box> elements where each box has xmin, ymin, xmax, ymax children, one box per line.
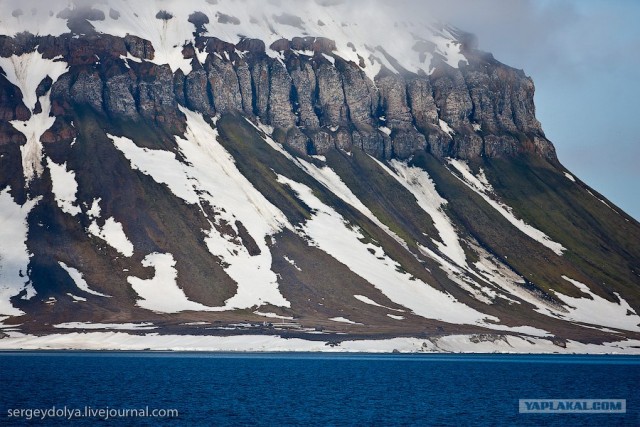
<box><xmin>0</xmin><ymin>29</ymin><xmax>555</xmax><ymax>163</ymax></box>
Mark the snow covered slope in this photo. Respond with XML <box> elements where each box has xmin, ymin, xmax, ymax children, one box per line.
<box><xmin>0</xmin><ymin>0</ymin><xmax>638</xmax><ymax>352</ymax></box>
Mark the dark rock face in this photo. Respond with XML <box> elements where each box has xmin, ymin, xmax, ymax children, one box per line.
<box><xmin>0</xmin><ymin>74</ymin><xmax>30</xmax><ymax>121</ymax></box>
<box><xmin>185</xmin><ymin>66</ymin><xmax>214</xmax><ymax>116</ymax></box>
<box><xmin>0</xmin><ymin>32</ymin><xmax>556</xmax><ymax>161</ymax></box>
<box><xmin>124</xmin><ymin>35</ymin><xmax>154</xmax><ymax>61</ymax></box>
<box><xmin>104</xmin><ymin>74</ymin><xmax>138</xmax><ymax>120</ymax></box>
<box><xmin>267</xmin><ymin>61</ymin><xmax>296</xmax><ymax>129</ymax></box>
<box><xmin>69</xmin><ymin>70</ymin><xmax>103</xmax><ymax>112</ymax></box>
<box><xmin>205</xmin><ymin>55</ymin><xmax>242</xmax><ymax>113</ymax></box>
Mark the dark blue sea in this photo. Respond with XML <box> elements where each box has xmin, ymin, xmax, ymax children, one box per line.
<box><xmin>0</xmin><ymin>352</ymin><xmax>638</xmax><ymax>426</ymax></box>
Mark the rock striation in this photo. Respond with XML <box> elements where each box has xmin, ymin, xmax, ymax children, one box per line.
<box><xmin>0</xmin><ymin>29</ymin><xmax>555</xmax><ymax>161</ymax></box>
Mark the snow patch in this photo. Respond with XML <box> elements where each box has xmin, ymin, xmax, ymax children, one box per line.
<box><xmin>329</xmin><ymin>317</ymin><xmax>362</xmax><ymax>325</ymax></box>
<box><xmin>0</xmin><ymin>3</ymin><xmax>68</xmax><ymax>37</ymax></box>
<box><xmin>586</xmin><ymin>189</ymin><xmax>619</xmax><ymax>214</ymax></box>
<box><xmin>0</xmin><ymin>188</ymin><xmax>39</xmax><ymax>316</ymax></box>
<box><xmin>0</xmin><ymin>51</ymin><xmax>67</xmax><ymax>111</ymax></box>
<box><xmin>553</xmin><ymin>276</ymin><xmax>640</xmax><ymax>332</ymax></box>
<box><xmin>2</xmin><ymin>51</ymin><xmax>67</xmax><ymax>184</ymax></box>
<box><xmin>67</xmin><ymin>293</ymin><xmax>87</xmax><ymax>302</ymax></box>
<box><xmin>448</xmin><ymin>159</ymin><xmax>565</xmax><ymax>255</ymax></box>
<box><xmin>127</xmin><ymin>253</ymin><xmax>218</xmax><ymax>314</ymax></box>
<box><xmin>179</xmin><ymin>108</ymin><xmax>291</xmax><ymax>310</ymax></box>
<box><xmin>439</xmin><ymin>119</ymin><xmax>454</xmax><ymax>137</ymax></box>
<box><xmin>47</xmin><ymin>159</ymin><xmax>81</xmax><ymax>216</ymax></box>
<box><xmin>354</xmin><ymin>294</ymin><xmax>404</xmax><ymax>312</ymax></box>
<box><xmin>113</xmin><ymin>108</ymin><xmax>291</xmax><ymax>310</ymax></box>
<box><xmin>384</xmin><ymin>159</ymin><xmax>466</xmax><ymax>266</ymax></box>
<box><xmin>277</xmin><ymin>174</ymin><xmax>494</xmax><ymax>326</ymax></box>
<box><xmin>254</xmin><ymin>311</ymin><xmax>294</xmax><ymax>320</ymax></box>
<box><xmin>321</xmin><ymin>53</ymin><xmax>335</xmax><ymax>65</ymax></box>
<box><xmin>113</xmin><ymin>137</ymin><xmax>199</xmax><ymax>204</ymax></box>
<box><xmin>86</xmin><ymin>198</ymin><xmax>102</xmax><ymax>219</ymax></box>
<box><xmin>59</xmin><ymin>262</ymin><xmax>111</xmax><ymax>298</ymax></box>
<box><xmin>88</xmin><ymin>217</ymin><xmax>134</xmax><ymax>257</ymax></box>
<box><xmin>53</xmin><ymin>322</ymin><xmax>156</xmax><ymax>330</ymax></box>
<box><xmin>283</xmin><ymin>255</ymin><xmax>301</xmax><ymax>272</ymax></box>
<box><xmin>11</xmin><ymin>95</ymin><xmax>55</xmax><ymax>184</ymax></box>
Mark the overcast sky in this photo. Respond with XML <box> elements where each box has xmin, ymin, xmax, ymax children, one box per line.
<box><xmin>417</xmin><ymin>0</ymin><xmax>640</xmax><ymax>219</ymax></box>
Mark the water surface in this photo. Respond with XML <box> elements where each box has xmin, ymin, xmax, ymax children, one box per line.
<box><xmin>1</xmin><ymin>352</ymin><xmax>638</xmax><ymax>426</ymax></box>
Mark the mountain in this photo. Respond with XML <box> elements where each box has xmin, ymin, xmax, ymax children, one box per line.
<box><xmin>0</xmin><ymin>0</ymin><xmax>639</xmax><ymax>352</ymax></box>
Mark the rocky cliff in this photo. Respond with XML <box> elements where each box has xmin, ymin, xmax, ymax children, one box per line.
<box><xmin>0</xmin><ymin>11</ymin><xmax>554</xmax><ymax>166</ymax></box>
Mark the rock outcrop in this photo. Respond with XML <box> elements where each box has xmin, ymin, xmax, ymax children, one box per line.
<box><xmin>0</xmin><ymin>30</ymin><xmax>556</xmax><ymax>161</ymax></box>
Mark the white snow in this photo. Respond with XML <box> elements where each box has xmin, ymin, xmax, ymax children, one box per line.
<box><xmin>47</xmin><ymin>158</ymin><xmax>81</xmax><ymax>216</ymax></box>
<box><xmin>0</xmin><ymin>51</ymin><xmax>67</xmax><ymax>111</ymax></box>
<box><xmin>447</xmin><ymin>159</ymin><xmax>566</xmax><ymax>255</ymax></box>
<box><xmin>564</xmin><ymin>172</ymin><xmax>576</xmax><ymax>182</ymax></box>
<box><xmin>84</xmin><ymin>0</ymin><xmax>468</xmax><ymax>81</ymax></box>
<box><xmin>67</xmin><ymin>293</ymin><xmax>87</xmax><ymax>302</ymax></box>
<box><xmin>372</xmin><ymin>158</ymin><xmax>495</xmax><ymax>303</ymax></box>
<box><xmin>88</xmin><ymin>217</ymin><xmax>134</xmax><ymax>257</ymax></box>
<box><xmin>276</xmin><ymin>174</ymin><xmax>494</xmax><ymax>326</ymax></box>
<box><xmin>11</xmin><ymin>95</ymin><xmax>55</xmax><ymax>184</ymax></box>
<box><xmin>329</xmin><ymin>317</ymin><xmax>362</xmax><ymax>325</ymax></box>
<box><xmin>418</xmin><ymin>244</ymin><xmax>495</xmax><ymax>305</ymax></box>
<box><xmin>2</xmin><ymin>51</ymin><xmax>68</xmax><ymax>184</ymax></box>
<box><xmin>0</xmin><ymin>51</ymin><xmax>67</xmax><ymax>185</ymax></box>
<box><xmin>372</xmin><ymin>158</ymin><xmax>564</xmax><ymax>313</ymax></box>
<box><xmin>179</xmin><ymin>108</ymin><xmax>290</xmax><ymax>309</ymax></box>
<box><xmin>552</xmin><ymin>276</ymin><xmax>640</xmax><ymax>332</ymax></box>
<box><xmin>58</xmin><ymin>262</ymin><xmax>111</xmax><ymax>298</ymax></box>
<box><xmin>379</xmin><ymin>126</ymin><xmax>392</xmax><ymax>136</ymax></box>
<box><xmin>93</xmin><ymin>1</ymin><xmax>198</xmax><ymax>74</ymax></box>
<box><xmin>250</xmin><ymin>120</ymin><xmax>408</xmax><ymax>250</ymax></box>
<box><xmin>254</xmin><ymin>311</ymin><xmax>294</xmax><ymax>320</ymax></box>
<box><xmin>1</xmin><ymin>331</ymin><xmax>639</xmax><ymax>354</ymax></box>
<box><xmin>297</xmin><ymin>158</ymin><xmax>407</xmax><ymax>247</ymax></box>
<box><xmin>472</xmin><ymin>252</ymin><xmax>538</xmax><ymax>307</ymax></box>
<box><xmin>387</xmin><ymin>314</ymin><xmax>404</xmax><ymax>320</ymax></box>
<box><xmin>0</xmin><ymin>188</ymin><xmax>39</xmax><ymax>316</ymax></box>
<box><xmin>354</xmin><ymin>294</ymin><xmax>404</xmax><ymax>312</ymax></box>
<box><xmin>321</xmin><ymin>53</ymin><xmax>335</xmax><ymax>65</ymax></box>
<box><xmin>0</xmin><ymin>0</ymin><xmax>470</xmax><ymax>82</ymax></box>
<box><xmin>475</xmin><ymin>323</ymin><xmax>552</xmax><ymax>337</ymax></box>
<box><xmin>383</xmin><ymin>159</ymin><xmax>467</xmax><ymax>266</ymax></box>
<box><xmin>53</xmin><ymin>322</ymin><xmax>156</xmax><ymax>330</ymax></box>
<box><xmin>113</xmin><ymin>137</ymin><xmax>199</xmax><ymax>203</ymax></box>
<box><xmin>0</xmin><ymin>2</ymin><xmax>69</xmax><ymax>37</ymax></box>
<box><xmin>586</xmin><ymin>189</ymin><xmax>619</xmax><ymax>213</ymax></box>
<box><xmin>435</xmin><ymin>28</ymin><xmax>468</xmax><ymax>68</ymax></box>
<box><xmin>114</xmin><ymin>108</ymin><xmax>292</xmax><ymax>311</ymax></box>
<box><xmin>86</xmin><ymin>198</ymin><xmax>102</xmax><ymax>219</ymax></box>
<box><xmin>128</xmin><ymin>253</ymin><xmax>219</xmax><ymax>313</ymax></box>
<box><xmin>283</xmin><ymin>255</ymin><xmax>301</xmax><ymax>272</ymax></box>
<box><xmin>439</xmin><ymin>119</ymin><xmax>454</xmax><ymax>138</ymax></box>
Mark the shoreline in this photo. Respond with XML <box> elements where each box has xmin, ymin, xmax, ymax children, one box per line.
<box><xmin>2</xmin><ymin>331</ymin><xmax>640</xmax><ymax>354</ymax></box>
